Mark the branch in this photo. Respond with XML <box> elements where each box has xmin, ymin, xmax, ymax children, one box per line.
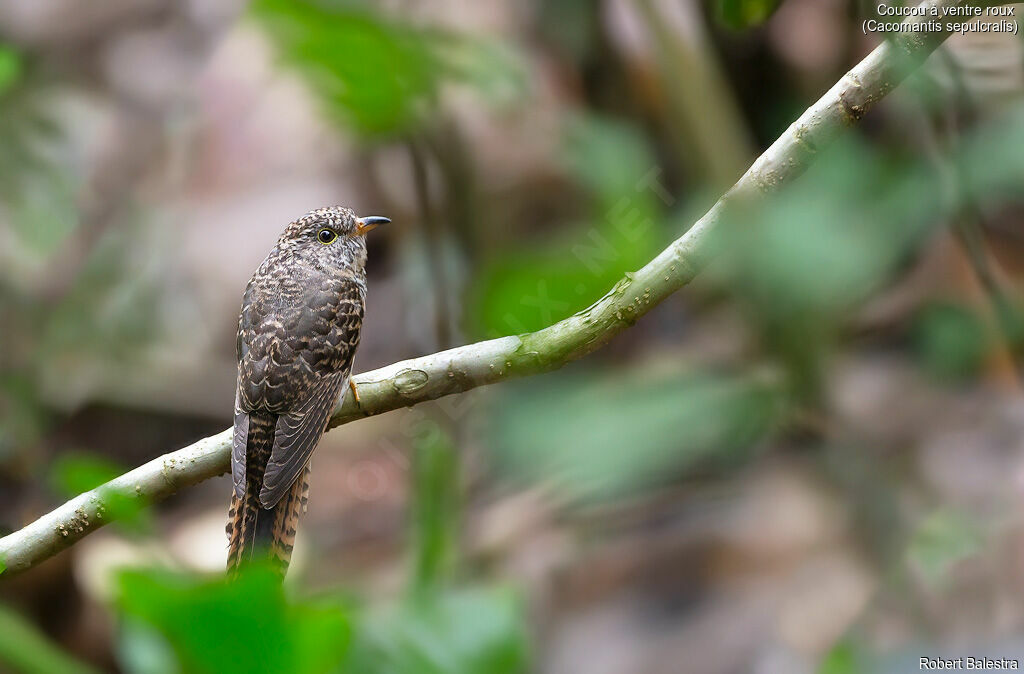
<box><xmin>0</xmin><ymin>1</ymin><xmax>972</xmax><ymax>575</ymax></box>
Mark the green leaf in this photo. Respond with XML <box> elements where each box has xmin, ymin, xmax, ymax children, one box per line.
<box><xmin>347</xmin><ymin>587</ymin><xmax>529</xmax><ymax>674</ymax></box>
<box><xmin>251</xmin><ymin>1</ymin><xmax>525</xmax><ymax>137</ymax></box>
<box><xmin>906</xmin><ymin>509</ymin><xmax>984</xmax><ymax>586</ymax></box>
<box><xmin>115</xmin><ymin>619</ymin><xmax>180</xmax><ymax>674</ymax></box>
<box><xmin>710</xmin><ymin>136</ymin><xmax>944</xmax><ymax>400</ymax></box>
<box><xmin>49</xmin><ymin>453</ymin><xmax>153</xmax><ymax>534</ymax></box>
<box><xmin>251</xmin><ymin>0</ymin><xmax>443</xmax><ymax>136</ymax></box>
<box><xmin>115</xmin><ymin>566</ymin><xmax>353</xmax><ymax>674</ymax></box>
<box><xmin>0</xmin><ymin>603</ymin><xmax>101</xmax><ymax>674</ymax></box>
<box><xmin>8</xmin><ymin>176</ymin><xmax>79</xmax><ymax>257</ymax></box>
<box><xmin>440</xmin><ymin>38</ymin><xmax>526</xmax><ymax>107</ymax></box>
<box><xmin>716</xmin><ymin>0</ymin><xmax>783</xmax><ymax>29</ymax></box>
<box><xmin>914</xmin><ymin>303</ymin><xmax>989</xmax><ymax>383</ymax></box>
<box><xmin>469</xmin><ymin>114</ymin><xmax>664</xmax><ymax>336</ymax></box>
<box><xmin>50</xmin><ymin>453</ymin><xmax>125</xmax><ymax>494</ymax></box>
<box><xmin>410</xmin><ymin>424</ymin><xmax>459</xmax><ymax>595</ymax></box>
<box><xmin>0</xmin><ymin>374</ymin><xmax>50</xmax><ymax>462</ymax></box>
<box><xmin>818</xmin><ymin>641</ymin><xmax>862</xmax><ymax>674</ymax></box>
<box><xmin>487</xmin><ymin>368</ymin><xmax>781</xmax><ymax>502</ymax></box>
<box><xmin>0</xmin><ymin>46</ymin><xmax>22</xmax><ymax>95</ymax></box>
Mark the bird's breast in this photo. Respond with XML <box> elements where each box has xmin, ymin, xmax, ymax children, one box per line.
<box><xmin>236</xmin><ymin>265</ymin><xmax>365</xmax><ymax>414</ymax></box>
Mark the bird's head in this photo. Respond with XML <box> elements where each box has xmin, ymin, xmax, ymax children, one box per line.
<box><xmin>279</xmin><ymin>205</ymin><xmax>389</xmax><ymax>273</ymax></box>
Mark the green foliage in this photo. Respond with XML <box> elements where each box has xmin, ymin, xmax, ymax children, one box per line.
<box><xmin>251</xmin><ymin>0</ymin><xmax>440</xmax><ymax>136</ymax></box>
<box><xmin>715</xmin><ymin>0</ymin><xmax>783</xmax><ymax>29</ymax></box>
<box><xmin>116</xmin><ymin>618</ymin><xmax>180</xmax><ymax>674</ymax></box>
<box><xmin>957</xmin><ymin>106</ymin><xmax>1024</xmax><ymax>205</ymax></box>
<box><xmin>7</xmin><ymin>175</ymin><xmax>78</xmax><ymax>258</ymax></box>
<box><xmin>906</xmin><ymin>508</ymin><xmax>983</xmax><ymax>586</ymax></box>
<box><xmin>250</xmin><ymin>0</ymin><xmax>524</xmax><ymax>137</ymax></box>
<box><xmin>107</xmin><ymin>565</ymin><xmax>529</xmax><ymax>674</ymax></box>
<box><xmin>49</xmin><ymin>453</ymin><xmax>152</xmax><ymax>534</ymax></box>
<box><xmin>36</xmin><ymin>226</ymin><xmax>162</xmax><ymax>363</ymax></box>
<box><xmin>0</xmin><ymin>373</ymin><xmax>50</xmax><ymax>465</ymax></box>
<box><xmin>0</xmin><ymin>45</ymin><xmax>22</xmax><ymax>95</ymax></box>
<box><xmin>0</xmin><ymin>43</ymin><xmax>65</xmax><ymax>206</ymax></box>
<box><xmin>913</xmin><ymin>302</ymin><xmax>989</xmax><ymax>382</ymax></box>
<box><xmin>470</xmin><ymin>115</ymin><xmax>664</xmax><ymax>336</ymax></box>
<box><xmin>348</xmin><ymin>587</ymin><xmax>529</xmax><ymax>674</ymax></box>
<box><xmin>410</xmin><ymin>423</ymin><xmax>460</xmax><ymax>595</ymax></box>
<box><xmin>487</xmin><ymin>368</ymin><xmax>781</xmax><ymax>502</ymax></box>
<box><xmin>50</xmin><ymin>453</ymin><xmax>126</xmax><ymax>495</ymax></box>
<box><xmin>708</xmin><ymin>108</ymin><xmax>1024</xmax><ymax>397</ymax></box>
<box><xmin>104</xmin><ymin>418</ymin><xmax>527</xmax><ymax>674</ymax></box>
<box><xmin>718</xmin><ymin>138</ymin><xmax>936</xmax><ymax>321</ymax></box>
<box><xmin>818</xmin><ymin>640</ymin><xmax>865</xmax><ymax>674</ymax></box>
<box><xmin>0</xmin><ymin>603</ymin><xmax>100</xmax><ymax>674</ymax></box>
<box><xmin>115</xmin><ymin>566</ymin><xmax>352</xmax><ymax>674</ymax></box>
<box><xmin>712</xmin><ymin>136</ymin><xmax>944</xmax><ymax>400</ymax></box>
<box><xmin>537</xmin><ymin>0</ymin><xmax>599</xmax><ymax>60</ymax></box>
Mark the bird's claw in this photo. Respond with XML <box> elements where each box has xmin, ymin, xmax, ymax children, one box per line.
<box><xmin>349</xmin><ymin>379</ymin><xmax>364</xmax><ymax>411</ymax></box>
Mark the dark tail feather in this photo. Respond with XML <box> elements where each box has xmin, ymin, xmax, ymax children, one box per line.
<box><xmin>226</xmin><ymin>411</ymin><xmax>309</xmax><ymax>576</ymax></box>
<box><xmin>227</xmin><ymin>464</ymin><xmax>310</xmax><ymax>576</ymax></box>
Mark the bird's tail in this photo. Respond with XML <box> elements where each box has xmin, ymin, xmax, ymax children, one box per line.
<box><xmin>226</xmin><ymin>467</ymin><xmax>308</xmax><ymax>575</ymax></box>
<box><xmin>226</xmin><ymin>415</ymin><xmax>310</xmax><ymax>575</ymax></box>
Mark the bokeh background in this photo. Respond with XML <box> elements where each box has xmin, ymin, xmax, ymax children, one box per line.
<box><xmin>3</xmin><ymin>1</ymin><xmax>1024</xmax><ymax>672</ymax></box>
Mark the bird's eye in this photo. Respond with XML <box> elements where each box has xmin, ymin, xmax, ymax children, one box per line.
<box><xmin>317</xmin><ymin>228</ymin><xmax>338</xmax><ymax>244</ymax></box>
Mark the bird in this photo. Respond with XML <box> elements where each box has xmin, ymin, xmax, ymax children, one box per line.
<box><xmin>226</xmin><ymin>205</ymin><xmax>389</xmax><ymax>576</ymax></box>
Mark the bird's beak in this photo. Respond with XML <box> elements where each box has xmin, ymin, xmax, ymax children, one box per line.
<box><xmin>356</xmin><ymin>215</ymin><xmax>390</xmax><ymax>236</ymax></box>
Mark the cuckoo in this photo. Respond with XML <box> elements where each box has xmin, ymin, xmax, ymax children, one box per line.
<box><xmin>226</xmin><ymin>206</ymin><xmax>388</xmax><ymax>575</ymax></box>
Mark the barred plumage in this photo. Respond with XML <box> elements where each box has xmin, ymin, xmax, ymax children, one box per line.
<box><xmin>226</xmin><ymin>206</ymin><xmax>386</xmax><ymax>577</ymax></box>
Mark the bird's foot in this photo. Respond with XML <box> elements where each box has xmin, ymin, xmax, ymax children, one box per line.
<box><xmin>349</xmin><ymin>379</ymin><xmax>364</xmax><ymax>411</ymax></box>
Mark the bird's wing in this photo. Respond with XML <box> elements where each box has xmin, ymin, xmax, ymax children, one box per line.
<box><xmin>231</xmin><ymin>389</ymin><xmax>249</xmax><ymax>500</ymax></box>
<box><xmin>259</xmin><ymin>371</ymin><xmax>346</xmax><ymax>507</ymax></box>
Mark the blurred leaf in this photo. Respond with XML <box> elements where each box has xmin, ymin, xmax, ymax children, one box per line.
<box><xmin>957</xmin><ymin>106</ymin><xmax>1024</xmax><ymax>205</ymax></box>
<box><xmin>0</xmin><ymin>603</ymin><xmax>101</xmax><ymax>674</ymax></box>
<box><xmin>39</xmin><ymin>224</ymin><xmax>161</xmax><ymax>363</ymax></box>
<box><xmin>0</xmin><ymin>55</ymin><xmax>66</xmax><ymax>210</ymax></box>
<box><xmin>440</xmin><ymin>38</ymin><xmax>527</xmax><ymax>107</ymax></box>
<box><xmin>564</xmin><ymin>114</ymin><xmax>654</xmax><ymax>203</ymax></box>
<box><xmin>487</xmin><ymin>368</ymin><xmax>781</xmax><ymax>502</ymax></box>
<box><xmin>818</xmin><ymin>640</ymin><xmax>866</xmax><ymax>674</ymax></box>
<box><xmin>410</xmin><ymin>423</ymin><xmax>459</xmax><ymax>596</ymax></box>
<box><xmin>251</xmin><ymin>0</ymin><xmax>440</xmax><ymax>135</ymax></box>
<box><xmin>0</xmin><ymin>45</ymin><xmax>22</xmax><ymax>95</ymax></box>
<box><xmin>252</xmin><ymin>0</ymin><xmax>526</xmax><ymax>136</ymax></box>
<box><xmin>706</xmin><ymin>109</ymin><xmax>1024</xmax><ymax>397</ymax></box>
<box><xmin>712</xmin><ymin>136</ymin><xmax>944</xmax><ymax>401</ymax></box>
<box><xmin>718</xmin><ymin>138</ymin><xmax>934</xmax><ymax>319</ymax></box>
<box><xmin>115</xmin><ymin>566</ymin><xmax>352</xmax><ymax>674</ymax></box>
<box><xmin>50</xmin><ymin>453</ymin><xmax>125</xmax><ymax>494</ymax></box>
<box><xmin>9</xmin><ymin>175</ymin><xmax>79</xmax><ymax>257</ymax></box>
<box><xmin>250</xmin><ymin>0</ymin><xmax>436</xmax><ymax>135</ymax></box>
<box><xmin>716</xmin><ymin>0</ymin><xmax>783</xmax><ymax>29</ymax></box>
<box><xmin>0</xmin><ymin>373</ymin><xmax>50</xmax><ymax>463</ymax></box>
<box><xmin>906</xmin><ymin>508</ymin><xmax>983</xmax><ymax>586</ymax></box>
<box><xmin>537</xmin><ymin>0</ymin><xmax>599</xmax><ymax>60</ymax></box>
<box><xmin>348</xmin><ymin>587</ymin><xmax>529</xmax><ymax>674</ymax></box>
<box><xmin>253</xmin><ymin>0</ymin><xmax>522</xmax><ymax>137</ymax></box>
<box><xmin>49</xmin><ymin>453</ymin><xmax>153</xmax><ymax>534</ymax></box>
<box><xmin>116</xmin><ymin>619</ymin><xmax>180</xmax><ymax>674</ymax></box>
<box><xmin>913</xmin><ymin>302</ymin><xmax>989</xmax><ymax>382</ymax></box>
<box><xmin>470</xmin><ymin>115</ymin><xmax>664</xmax><ymax>335</ymax></box>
